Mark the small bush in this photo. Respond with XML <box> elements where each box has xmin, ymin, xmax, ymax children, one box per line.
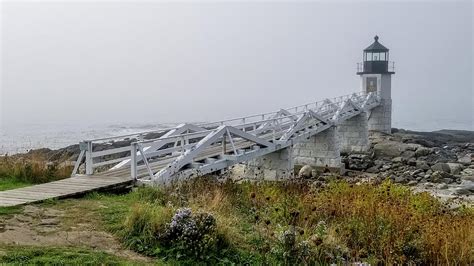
<box><xmin>162</xmin><ymin>208</ymin><xmax>219</xmax><ymax>260</ymax></box>
<box><xmin>121</xmin><ymin>202</ymin><xmax>224</xmax><ymax>261</ymax></box>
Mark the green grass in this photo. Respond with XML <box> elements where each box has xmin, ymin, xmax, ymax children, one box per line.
<box><xmin>0</xmin><ymin>177</ymin><xmax>32</xmax><ymax>191</ymax></box>
<box><xmin>0</xmin><ymin>206</ymin><xmax>22</xmax><ymax>216</ymax></box>
<box><xmin>0</xmin><ymin>246</ymin><xmax>142</xmax><ymax>265</ymax></box>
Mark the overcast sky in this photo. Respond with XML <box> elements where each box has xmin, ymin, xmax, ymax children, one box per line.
<box><xmin>1</xmin><ymin>1</ymin><xmax>473</xmax><ymax>131</ymax></box>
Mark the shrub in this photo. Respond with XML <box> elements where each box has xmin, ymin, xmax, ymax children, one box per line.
<box><xmin>162</xmin><ymin>208</ymin><xmax>219</xmax><ymax>260</ymax></box>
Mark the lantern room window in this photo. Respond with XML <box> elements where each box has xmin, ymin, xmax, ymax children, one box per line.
<box><xmin>364</xmin><ymin>52</ymin><xmax>388</xmax><ymax>61</ymax></box>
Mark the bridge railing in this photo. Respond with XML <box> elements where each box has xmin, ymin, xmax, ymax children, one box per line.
<box><xmin>71</xmin><ymin>91</ymin><xmax>373</xmax><ymax>177</ymax></box>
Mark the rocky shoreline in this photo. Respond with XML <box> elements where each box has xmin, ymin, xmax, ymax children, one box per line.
<box><xmin>341</xmin><ymin>129</ymin><xmax>474</xmax><ymax>202</ymax></box>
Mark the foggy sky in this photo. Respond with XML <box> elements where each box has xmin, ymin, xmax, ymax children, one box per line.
<box><xmin>1</xmin><ymin>1</ymin><xmax>473</xmax><ymax>131</ymax></box>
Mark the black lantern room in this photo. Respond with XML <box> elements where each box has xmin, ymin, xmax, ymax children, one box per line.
<box><xmin>357</xmin><ymin>36</ymin><xmax>395</xmax><ymax>75</ymax></box>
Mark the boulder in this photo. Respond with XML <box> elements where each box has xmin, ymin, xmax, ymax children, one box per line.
<box><xmin>457</xmin><ymin>154</ymin><xmax>472</xmax><ymax>165</ymax></box>
<box><xmin>430</xmin><ymin>171</ymin><xmax>451</xmax><ymax>183</ymax></box>
<box><xmin>392</xmin><ymin>157</ymin><xmax>405</xmax><ymax>163</ymax></box>
<box><xmin>416</xmin><ymin>160</ymin><xmax>430</xmax><ymax>170</ymax></box>
<box><xmin>431</xmin><ymin>162</ymin><xmax>451</xmax><ymax>173</ymax></box>
<box><xmin>373</xmin><ymin>141</ymin><xmax>410</xmax><ymax>158</ymax></box>
<box><xmin>407</xmin><ymin>158</ymin><xmax>417</xmax><ymax>166</ymax></box>
<box><xmin>442</xmin><ymin>178</ymin><xmax>453</xmax><ymax>184</ymax></box>
<box><xmin>394</xmin><ymin>175</ymin><xmax>408</xmax><ymax>184</ymax></box>
<box><xmin>366</xmin><ymin>165</ymin><xmax>380</xmax><ymax>173</ymax></box>
<box><xmin>446</xmin><ymin>163</ymin><xmax>464</xmax><ymax>175</ymax></box>
<box><xmin>415</xmin><ymin>147</ymin><xmax>432</xmax><ymax>157</ymax></box>
<box><xmin>406</xmin><ymin>143</ymin><xmax>422</xmax><ymax>151</ymax></box>
<box><xmin>298</xmin><ymin>165</ymin><xmax>313</xmax><ymax>178</ymax></box>
<box><xmin>344</xmin><ymin>154</ymin><xmax>373</xmax><ymax>171</ymax></box>
<box><xmin>460</xmin><ymin>168</ymin><xmax>474</xmax><ymax>182</ymax></box>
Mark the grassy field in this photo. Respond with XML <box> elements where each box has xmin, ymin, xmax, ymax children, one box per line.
<box><xmin>0</xmin><ymin>175</ymin><xmax>473</xmax><ymax>264</ymax></box>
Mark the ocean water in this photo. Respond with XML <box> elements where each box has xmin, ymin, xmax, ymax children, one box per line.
<box><xmin>0</xmin><ymin>123</ymin><xmax>178</xmax><ymax>155</ymax></box>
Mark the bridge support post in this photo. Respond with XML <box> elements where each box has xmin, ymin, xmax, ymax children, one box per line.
<box><xmin>293</xmin><ymin>126</ymin><xmax>342</xmax><ymax>170</ymax></box>
<box><xmin>243</xmin><ymin>147</ymin><xmax>294</xmax><ymax>180</ymax></box>
<box><xmin>338</xmin><ymin>112</ymin><xmax>369</xmax><ymax>153</ymax></box>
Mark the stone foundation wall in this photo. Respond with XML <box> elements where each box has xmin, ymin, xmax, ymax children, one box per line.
<box><xmin>338</xmin><ymin>112</ymin><xmax>369</xmax><ymax>153</ymax></box>
<box><xmin>368</xmin><ymin>99</ymin><xmax>391</xmax><ymax>134</ymax></box>
<box><xmin>243</xmin><ymin>147</ymin><xmax>294</xmax><ymax>180</ymax></box>
<box><xmin>293</xmin><ymin>126</ymin><xmax>341</xmax><ymax>168</ymax></box>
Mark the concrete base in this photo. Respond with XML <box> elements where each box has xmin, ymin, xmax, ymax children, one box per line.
<box><xmin>243</xmin><ymin>147</ymin><xmax>294</xmax><ymax>180</ymax></box>
<box><xmin>368</xmin><ymin>99</ymin><xmax>391</xmax><ymax>134</ymax></box>
<box><xmin>293</xmin><ymin>126</ymin><xmax>342</xmax><ymax>168</ymax></box>
<box><xmin>338</xmin><ymin>112</ymin><xmax>369</xmax><ymax>153</ymax></box>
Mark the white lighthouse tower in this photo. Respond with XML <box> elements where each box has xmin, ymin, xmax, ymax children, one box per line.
<box><xmin>357</xmin><ymin>35</ymin><xmax>395</xmax><ymax>134</ymax></box>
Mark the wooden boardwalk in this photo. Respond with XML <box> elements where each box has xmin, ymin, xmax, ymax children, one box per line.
<box><xmin>0</xmin><ymin>175</ymin><xmax>133</xmax><ymax>207</ymax></box>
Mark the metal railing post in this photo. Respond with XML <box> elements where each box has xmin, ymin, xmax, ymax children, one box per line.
<box><xmin>131</xmin><ymin>142</ymin><xmax>138</xmax><ymax>180</ymax></box>
<box><xmin>85</xmin><ymin>141</ymin><xmax>93</xmax><ymax>175</ymax></box>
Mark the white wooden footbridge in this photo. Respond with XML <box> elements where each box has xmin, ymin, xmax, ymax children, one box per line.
<box><xmin>0</xmin><ymin>92</ymin><xmax>384</xmax><ymax>207</ymax></box>
<box><xmin>0</xmin><ymin>36</ymin><xmax>394</xmax><ymax>207</ymax></box>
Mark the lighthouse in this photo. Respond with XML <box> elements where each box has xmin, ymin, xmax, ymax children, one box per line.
<box><xmin>357</xmin><ymin>35</ymin><xmax>395</xmax><ymax>134</ymax></box>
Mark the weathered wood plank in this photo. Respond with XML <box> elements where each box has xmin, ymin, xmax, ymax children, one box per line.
<box><xmin>0</xmin><ymin>176</ymin><xmax>134</xmax><ymax>207</ymax></box>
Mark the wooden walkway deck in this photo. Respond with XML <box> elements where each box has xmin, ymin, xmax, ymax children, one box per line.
<box><xmin>0</xmin><ymin>175</ymin><xmax>133</xmax><ymax>207</ymax></box>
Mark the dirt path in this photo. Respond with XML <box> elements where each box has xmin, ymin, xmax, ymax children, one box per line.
<box><xmin>0</xmin><ymin>203</ymin><xmax>150</xmax><ymax>263</ymax></box>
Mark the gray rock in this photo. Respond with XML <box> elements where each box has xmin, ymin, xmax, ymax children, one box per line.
<box><xmin>407</xmin><ymin>180</ymin><xmax>418</xmax><ymax>186</ymax></box>
<box><xmin>374</xmin><ymin>141</ymin><xmax>410</xmax><ymax>158</ymax></box>
<box><xmin>412</xmin><ymin>169</ymin><xmax>424</xmax><ymax>176</ymax></box>
<box><xmin>446</xmin><ymin>163</ymin><xmax>464</xmax><ymax>175</ymax></box>
<box><xmin>405</xmin><ymin>143</ymin><xmax>422</xmax><ymax>151</ymax></box>
<box><xmin>442</xmin><ymin>178</ymin><xmax>453</xmax><ymax>184</ymax></box>
<box><xmin>430</xmin><ymin>171</ymin><xmax>449</xmax><ymax>183</ymax></box>
<box><xmin>394</xmin><ymin>176</ymin><xmax>408</xmax><ymax>183</ymax></box>
<box><xmin>436</xmin><ymin>183</ymin><xmax>448</xmax><ymax>189</ymax></box>
<box><xmin>457</xmin><ymin>154</ymin><xmax>472</xmax><ymax>165</ymax></box>
<box><xmin>401</xmin><ymin>150</ymin><xmax>416</xmax><ymax>159</ymax></box>
<box><xmin>431</xmin><ymin>162</ymin><xmax>451</xmax><ymax>173</ymax></box>
<box><xmin>366</xmin><ymin>166</ymin><xmax>380</xmax><ymax>173</ymax></box>
<box><xmin>407</xmin><ymin>158</ymin><xmax>417</xmax><ymax>166</ymax></box>
<box><xmin>392</xmin><ymin>157</ymin><xmax>405</xmax><ymax>163</ymax></box>
<box><xmin>298</xmin><ymin>165</ymin><xmax>313</xmax><ymax>178</ymax></box>
<box><xmin>416</xmin><ymin>160</ymin><xmax>430</xmax><ymax>170</ymax></box>
<box><xmin>415</xmin><ymin>147</ymin><xmax>432</xmax><ymax>157</ymax></box>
